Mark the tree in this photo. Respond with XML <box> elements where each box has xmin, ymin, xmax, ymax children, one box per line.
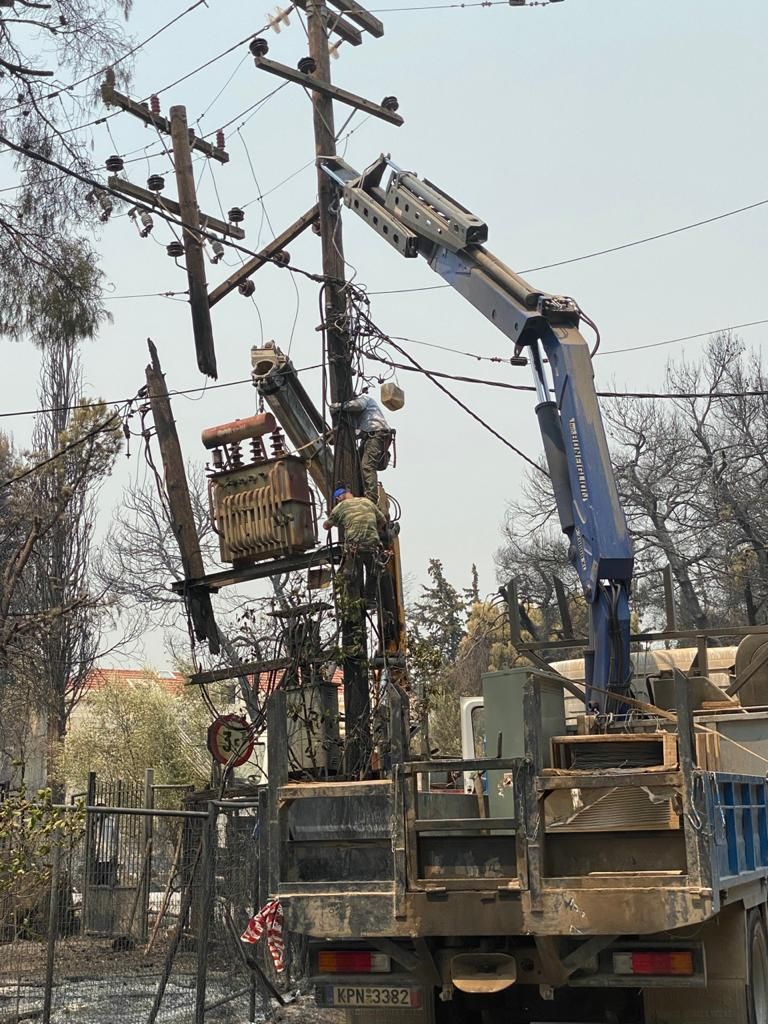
<box><xmin>61</xmin><ymin>671</ymin><xmax>213</xmax><ymax>790</ymax></box>
<box><xmin>407</xmin><ymin>562</ymin><xmax>510</xmax><ymax>756</ymax></box>
<box><xmin>0</xmin><ymin>346</ymin><xmax>121</xmax><ymax>794</ymax></box>
<box><xmin>0</xmin><ymin>1</ymin><xmax>132</xmax><ymax>345</ymax></box>
<box><xmin>496</xmin><ymin>333</ymin><xmax>768</xmax><ymax>636</ymax></box>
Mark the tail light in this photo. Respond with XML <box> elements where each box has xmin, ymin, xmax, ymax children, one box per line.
<box><xmin>317</xmin><ymin>950</ymin><xmax>391</xmax><ymax>974</ymax></box>
<box><xmin>613</xmin><ymin>950</ymin><xmax>695</xmax><ymax>977</ymax></box>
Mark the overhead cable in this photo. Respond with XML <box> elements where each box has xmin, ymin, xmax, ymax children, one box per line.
<box><xmin>1</xmin><ymin>0</ymin><xmax>209</xmax><ymax>117</ymax></box>
<box><xmin>1</xmin><ymin>411</ymin><xmax>124</xmax><ymax>489</ymax></box>
<box><xmin>599</xmin><ymin>318</ymin><xmax>768</xmax><ymax>357</ymax></box>
<box><xmin>368</xmin><ymin>355</ymin><xmax>768</xmax><ymax>401</ymax></box>
<box><xmin>368</xmin><ymin>195</ymin><xmax>768</xmax><ymax>296</ymax></box>
<box><xmin>0</xmin><ymin>364</ymin><xmax>323</xmax><ymax>421</ymax></box>
<box><xmin>0</xmin><ymin>133</ymin><xmax>330</xmax><ymax>286</ymax></box>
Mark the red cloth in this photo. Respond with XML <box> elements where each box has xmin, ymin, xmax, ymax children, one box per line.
<box><xmin>241</xmin><ymin>899</ymin><xmax>285</xmax><ymax>973</ymax></box>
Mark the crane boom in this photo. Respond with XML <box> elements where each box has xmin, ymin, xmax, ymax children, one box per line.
<box><xmin>323</xmin><ymin>154</ymin><xmax>634</xmax><ymax>709</ymax></box>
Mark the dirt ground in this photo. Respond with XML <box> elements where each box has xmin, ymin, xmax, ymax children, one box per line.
<box><xmin>273</xmin><ymin>1001</ymin><xmax>345</xmax><ymax>1023</ymax></box>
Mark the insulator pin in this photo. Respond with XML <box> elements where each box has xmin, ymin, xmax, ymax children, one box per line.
<box><xmin>105</xmin><ymin>154</ymin><xmax>124</xmax><ymax>172</ymax></box>
<box><xmin>250</xmin><ymin>37</ymin><xmax>269</xmax><ymax>57</ymax></box>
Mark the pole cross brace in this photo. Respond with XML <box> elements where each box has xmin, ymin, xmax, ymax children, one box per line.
<box><xmin>253</xmin><ymin>56</ymin><xmax>404</xmax><ymax>126</ymax></box>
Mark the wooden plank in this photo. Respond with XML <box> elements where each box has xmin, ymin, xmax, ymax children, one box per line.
<box><xmin>254</xmin><ymin>56</ymin><xmax>403</xmax><ymax>125</ymax></box>
<box><xmin>101</xmin><ymin>83</ymin><xmax>229</xmax><ymax>162</ymax></box>
<box><xmin>188</xmin><ymin>658</ymin><xmax>292</xmax><ymax>686</ymax></box>
<box><xmin>292</xmin><ymin>0</ymin><xmax>364</xmax><ymax>44</ymax></box>
<box><xmin>278</xmin><ymin>779</ymin><xmax>391</xmax><ymax>802</ymax></box>
<box><xmin>108</xmin><ymin>176</ymin><xmax>244</xmax><ymax>238</ymax></box>
<box><xmin>145</xmin><ymin>341</ymin><xmax>219</xmax><ymax>653</ymax></box>
<box><xmin>208</xmin><ymin>206</ymin><xmax>318</xmax><ymax>307</ymax></box>
<box><xmin>537</xmin><ymin>770</ymin><xmax>683</xmax><ymax>792</ymax></box>
<box><xmin>327</xmin><ymin>0</ymin><xmax>384</xmax><ymax>36</ymax></box>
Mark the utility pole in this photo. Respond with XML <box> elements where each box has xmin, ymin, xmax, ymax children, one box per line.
<box><xmin>145</xmin><ymin>339</ymin><xmax>220</xmax><ymax>654</ymax></box>
<box><xmin>169</xmin><ymin>105</ymin><xmax>217</xmax><ymax>379</ymax></box>
<box><xmin>307</xmin><ymin>0</ymin><xmax>368</xmax><ymax>777</ymax></box>
<box><xmin>100</xmin><ymin>80</ymin><xmax>244</xmax><ymax>379</ymax></box>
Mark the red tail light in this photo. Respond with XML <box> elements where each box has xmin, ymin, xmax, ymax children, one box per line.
<box><xmin>613</xmin><ymin>950</ymin><xmax>694</xmax><ymax>977</ymax></box>
<box><xmin>317</xmin><ymin>951</ymin><xmax>391</xmax><ymax>974</ymax></box>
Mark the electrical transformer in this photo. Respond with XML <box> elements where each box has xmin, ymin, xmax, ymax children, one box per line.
<box><xmin>286</xmin><ymin>679</ymin><xmax>341</xmax><ymax>775</ymax></box>
<box><xmin>202</xmin><ymin>412</ymin><xmax>317</xmax><ymax>565</ymax></box>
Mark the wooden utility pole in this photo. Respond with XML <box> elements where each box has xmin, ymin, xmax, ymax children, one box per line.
<box><xmin>145</xmin><ymin>339</ymin><xmax>220</xmax><ymax>653</ymax></box>
<box><xmin>306</xmin><ymin>0</ymin><xmax>370</xmax><ymax>776</ymax></box>
<box><xmin>170</xmin><ymin>106</ymin><xmax>217</xmax><ymax>379</ymax></box>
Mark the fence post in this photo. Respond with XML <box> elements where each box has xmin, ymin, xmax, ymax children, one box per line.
<box><xmin>195</xmin><ymin>802</ymin><xmax>217</xmax><ymax>1024</ymax></box>
<box><xmin>81</xmin><ymin>770</ymin><xmax>96</xmax><ymax>932</ymax></box>
<box><xmin>141</xmin><ymin>768</ymin><xmax>155</xmax><ymax>942</ymax></box>
<box><xmin>42</xmin><ymin>839</ymin><xmax>62</xmax><ymax>1024</ymax></box>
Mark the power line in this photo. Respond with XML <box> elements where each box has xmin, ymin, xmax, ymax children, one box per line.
<box><xmin>2</xmin><ymin>0</ymin><xmax>209</xmax><ymax>118</ymax></box>
<box><xmin>1</xmin><ymin>411</ymin><xmax>123</xmax><ymax>489</ymax></box>
<box><xmin>344</xmin><ymin>298</ymin><xmax>549</xmax><ymax>475</ymax></box>
<box><xmin>367</xmin><ymin>195</ymin><xmax>768</xmax><ymax>296</ymax></box>
<box><xmin>368</xmin><ymin>354</ymin><xmax>768</xmax><ymax>401</ymax></box>
<box><xmin>599</xmin><ymin>318</ymin><xmax>768</xmax><ymax>357</ymax></box>
<box><xmin>104</xmin><ymin>290</ymin><xmax>188</xmax><ymax>301</ymax></box>
<box><xmin>0</xmin><ymin>365</ymin><xmax>323</xmax><ymax>421</ymax></box>
<box><xmin>0</xmin><ymin>133</ymin><xmax>330</xmax><ymax>286</ymax></box>
<box><xmin>369</xmin><ymin>0</ymin><xmax>556</xmax><ymax>8</ymax></box>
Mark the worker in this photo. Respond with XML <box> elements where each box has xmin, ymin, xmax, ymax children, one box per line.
<box><xmin>323</xmin><ymin>486</ymin><xmax>387</xmax><ymax>604</ymax></box>
<box><xmin>330</xmin><ymin>389</ymin><xmax>393</xmax><ymax>504</ymax></box>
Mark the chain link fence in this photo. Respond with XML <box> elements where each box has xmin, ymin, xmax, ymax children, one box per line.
<box><xmin>0</xmin><ymin>779</ymin><xmax>303</xmax><ymax>1023</ymax></box>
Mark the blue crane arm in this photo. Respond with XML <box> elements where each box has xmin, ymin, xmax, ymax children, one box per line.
<box><xmin>322</xmin><ymin>155</ymin><xmax>634</xmax><ymax>708</ymax></box>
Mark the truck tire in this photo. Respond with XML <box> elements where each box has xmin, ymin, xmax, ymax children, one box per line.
<box><xmin>748</xmin><ymin>909</ymin><xmax>768</xmax><ymax>1024</ymax></box>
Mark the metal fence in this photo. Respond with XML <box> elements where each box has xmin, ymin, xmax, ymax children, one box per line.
<box><xmin>0</xmin><ymin>782</ymin><xmax>303</xmax><ymax>1023</ymax></box>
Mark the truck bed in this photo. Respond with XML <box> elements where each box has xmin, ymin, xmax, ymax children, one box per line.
<box><xmin>267</xmin><ymin>760</ymin><xmax>768</xmax><ymax>941</ymax></box>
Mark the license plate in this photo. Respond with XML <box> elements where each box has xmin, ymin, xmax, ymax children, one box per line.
<box><xmin>323</xmin><ymin>985</ymin><xmax>422</xmax><ymax>1008</ymax></box>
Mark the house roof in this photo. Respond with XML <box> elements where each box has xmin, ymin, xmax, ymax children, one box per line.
<box><xmin>81</xmin><ymin>668</ymin><xmax>186</xmax><ymax>695</ymax></box>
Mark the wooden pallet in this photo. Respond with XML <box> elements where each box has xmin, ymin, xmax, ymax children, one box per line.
<box><xmin>695</xmin><ymin>729</ymin><xmax>721</xmax><ymax>771</ymax></box>
<box><xmin>550</xmin><ymin>732</ymin><xmax>678</xmax><ymax>772</ymax></box>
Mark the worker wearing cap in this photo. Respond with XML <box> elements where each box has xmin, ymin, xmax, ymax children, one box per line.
<box><xmin>324</xmin><ymin>486</ymin><xmax>387</xmax><ymax>604</ymax></box>
<box><xmin>329</xmin><ymin>390</ymin><xmax>393</xmax><ymax>504</ymax></box>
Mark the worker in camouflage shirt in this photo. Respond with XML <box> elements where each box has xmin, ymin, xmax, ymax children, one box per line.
<box><xmin>323</xmin><ymin>486</ymin><xmax>387</xmax><ymax>604</ymax></box>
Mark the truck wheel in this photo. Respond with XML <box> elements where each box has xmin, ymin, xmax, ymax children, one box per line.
<box><xmin>748</xmin><ymin>909</ymin><xmax>768</xmax><ymax>1024</ymax></box>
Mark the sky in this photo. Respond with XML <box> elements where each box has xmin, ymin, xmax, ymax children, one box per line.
<box><xmin>1</xmin><ymin>0</ymin><xmax>767</xmax><ymax>669</ymax></box>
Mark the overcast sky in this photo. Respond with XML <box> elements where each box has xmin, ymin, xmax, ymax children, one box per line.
<box><xmin>1</xmin><ymin>0</ymin><xmax>766</xmax><ymax>669</ymax></box>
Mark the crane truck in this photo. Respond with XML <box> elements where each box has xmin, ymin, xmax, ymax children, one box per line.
<box><xmin>254</xmin><ymin>155</ymin><xmax>768</xmax><ymax>1024</ymax></box>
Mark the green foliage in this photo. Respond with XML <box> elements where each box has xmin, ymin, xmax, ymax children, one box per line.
<box><xmin>408</xmin><ymin>562</ymin><xmax>509</xmax><ymax>756</ymax></box>
<box><xmin>410</xmin><ymin>559</ymin><xmax>467</xmax><ymax>665</ymax></box>
<box><xmin>61</xmin><ymin>673</ymin><xmax>212</xmax><ymax>790</ymax></box>
<box><xmin>0</xmin><ymin>786</ymin><xmax>84</xmax><ymax>903</ymax></box>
